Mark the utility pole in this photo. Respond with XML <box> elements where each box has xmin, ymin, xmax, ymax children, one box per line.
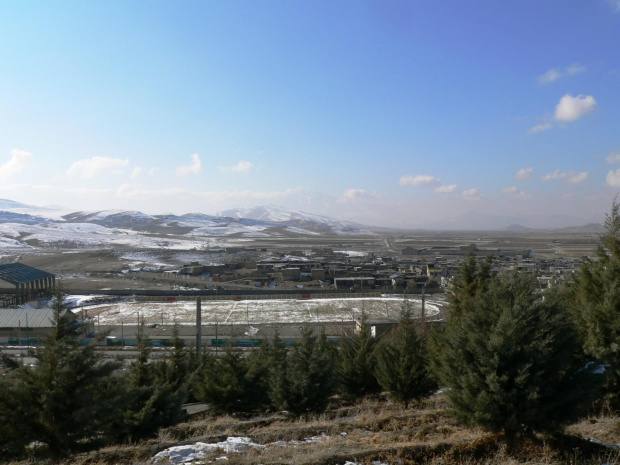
<box><xmin>196</xmin><ymin>296</ymin><xmax>202</xmax><ymax>358</ymax></box>
<box><xmin>215</xmin><ymin>321</ymin><xmax>219</xmax><ymax>355</ymax></box>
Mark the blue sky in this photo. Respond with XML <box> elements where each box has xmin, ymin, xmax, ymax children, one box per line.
<box><xmin>1</xmin><ymin>0</ymin><xmax>620</xmax><ymax>229</ymax></box>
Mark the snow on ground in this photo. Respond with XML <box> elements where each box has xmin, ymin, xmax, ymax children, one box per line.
<box><xmin>0</xmin><ymin>236</ymin><xmax>31</xmax><ymax>248</ymax></box>
<box><xmin>151</xmin><ymin>437</ymin><xmax>264</xmax><ymax>464</ymax></box>
<box><xmin>285</xmin><ymin>226</ymin><xmax>320</xmax><ymax>235</ymax></box>
<box><xmin>150</xmin><ymin>435</ymin><xmax>392</xmax><ymax>465</ymax></box>
<box><xmin>82</xmin><ymin>296</ymin><xmax>444</xmax><ymax>326</ymax></box>
<box><xmin>0</xmin><ymin>222</ymin><xmax>225</xmax><ymax>250</ymax></box>
<box><xmin>335</xmin><ymin>250</ymin><xmax>368</xmax><ymax>257</ymax></box>
<box><xmin>186</xmin><ymin>223</ymin><xmax>268</xmax><ymax>237</ymax></box>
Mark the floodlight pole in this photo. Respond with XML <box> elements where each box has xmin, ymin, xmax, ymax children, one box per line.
<box><xmin>196</xmin><ymin>296</ymin><xmax>202</xmax><ymax>358</ymax></box>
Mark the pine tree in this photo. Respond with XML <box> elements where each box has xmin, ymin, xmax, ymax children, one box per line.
<box><xmin>0</xmin><ymin>292</ymin><xmax>122</xmax><ymax>458</ymax></box>
<box><xmin>448</xmin><ymin>253</ymin><xmax>493</xmax><ymax>318</ymax></box>
<box><xmin>0</xmin><ymin>368</ymin><xmax>36</xmax><ymax>457</ymax></box>
<box><xmin>375</xmin><ymin>308</ymin><xmax>436</xmax><ymax>407</ymax></box>
<box><xmin>431</xmin><ymin>273</ymin><xmax>602</xmax><ymax>439</ymax></box>
<box><xmin>262</xmin><ymin>331</ymin><xmax>290</xmax><ymax>411</ymax></box>
<box><xmin>193</xmin><ymin>346</ymin><xmax>267</xmax><ymax>415</ymax></box>
<box><xmin>572</xmin><ymin>197</ymin><xmax>620</xmax><ymax>408</ymax></box>
<box><xmin>112</xmin><ymin>323</ymin><xmax>186</xmax><ymax>442</ymax></box>
<box><xmin>337</xmin><ymin>313</ymin><xmax>381</xmax><ymax>401</ymax></box>
<box><xmin>280</xmin><ymin>327</ymin><xmax>336</xmax><ymax>416</ymax></box>
<box><xmin>155</xmin><ymin>324</ymin><xmax>198</xmax><ymax>392</ymax></box>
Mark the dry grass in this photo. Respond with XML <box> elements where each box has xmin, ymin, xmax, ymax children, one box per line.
<box><xmin>7</xmin><ymin>394</ymin><xmax>620</xmax><ymax>465</ymax></box>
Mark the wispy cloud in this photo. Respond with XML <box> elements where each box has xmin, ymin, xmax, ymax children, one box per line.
<box><xmin>220</xmin><ymin>160</ymin><xmax>253</xmax><ymax>173</ymax></box>
<box><xmin>514</xmin><ymin>167</ymin><xmax>533</xmax><ymax>180</ymax></box>
<box><xmin>554</xmin><ymin>94</ymin><xmax>597</xmax><ymax>122</ymax></box>
<box><xmin>605</xmin><ymin>151</ymin><xmax>620</xmax><ymax>164</ymax></box>
<box><xmin>176</xmin><ymin>153</ymin><xmax>202</xmax><ymax>176</ymax></box>
<box><xmin>130</xmin><ymin>167</ymin><xmax>143</xmax><ymax>179</ymax></box>
<box><xmin>399</xmin><ymin>175</ymin><xmax>440</xmax><ymax>187</ymax></box>
<box><xmin>542</xmin><ymin>169</ymin><xmax>589</xmax><ymax>184</ymax></box>
<box><xmin>461</xmin><ymin>188</ymin><xmax>482</xmax><ymax>199</ymax></box>
<box><xmin>503</xmin><ymin>186</ymin><xmax>532</xmax><ymax>199</ymax></box>
<box><xmin>529</xmin><ymin>123</ymin><xmax>552</xmax><ymax>134</ymax></box>
<box><xmin>607</xmin><ymin>169</ymin><xmax>620</xmax><ymax>187</ymax></box>
<box><xmin>115</xmin><ymin>184</ymin><xmax>303</xmax><ymax>203</ymax></box>
<box><xmin>607</xmin><ymin>0</ymin><xmax>620</xmax><ymax>12</ymax></box>
<box><xmin>434</xmin><ymin>184</ymin><xmax>457</xmax><ymax>193</ymax></box>
<box><xmin>339</xmin><ymin>188</ymin><xmax>380</xmax><ymax>202</ymax></box>
<box><xmin>0</xmin><ymin>149</ymin><xmax>34</xmax><ymax>182</ymax></box>
<box><xmin>66</xmin><ymin>156</ymin><xmax>129</xmax><ymax>179</ymax></box>
<box><xmin>538</xmin><ymin>63</ymin><xmax>586</xmax><ymax>84</ymax></box>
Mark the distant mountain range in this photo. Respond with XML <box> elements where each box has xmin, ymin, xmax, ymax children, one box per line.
<box><xmin>0</xmin><ymin>199</ymin><xmax>375</xmax><ymax>250</ymax></box>
<box><xmin>0</xmin><ymin>198</ymin><xmax>606</xmax><ymax>250</ymax></box>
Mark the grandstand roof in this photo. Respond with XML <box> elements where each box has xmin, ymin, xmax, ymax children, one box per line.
<box><xmin>0</xmin><ymin>263</ymin><xmax>55</xmax><ymax>286</ymax></box>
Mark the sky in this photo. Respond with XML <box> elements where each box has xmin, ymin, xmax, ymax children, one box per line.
<box><xmin>1</xmin><ymin>1</ymin><xmax>620</xmax><ymax>229</ymax></box>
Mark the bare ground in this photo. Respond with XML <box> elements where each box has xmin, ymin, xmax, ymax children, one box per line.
<box><xmin>37</xmin><ymin>394</ymin><xmax>620</xmax><ymax>465</ymax></box>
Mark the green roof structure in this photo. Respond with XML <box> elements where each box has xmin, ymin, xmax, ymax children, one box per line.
<box><xmin>0</xmin><ymin>263</ymin><xmax>56</xmax><ymax>306</ymax></box>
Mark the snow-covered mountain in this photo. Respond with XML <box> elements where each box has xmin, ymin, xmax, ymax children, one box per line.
<box><xmin>217</xmin><ymin>205</ymin><xmax>370</xmax><ymax>234</ymax></box>
<box><xmin>0</xmin><ymin>199</ymin><xmax>375</xmax><ymax>250</ymax></box>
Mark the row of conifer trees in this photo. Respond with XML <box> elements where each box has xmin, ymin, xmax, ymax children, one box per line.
<box><xmin>0</xmin><ymin>292</ymin><xmax>434</xmax><ymax>459</ymax></box>
<box><xmin>1</xmin><ymin>200</ymin><xmax>620</xmax><ymax>460</ymax></box>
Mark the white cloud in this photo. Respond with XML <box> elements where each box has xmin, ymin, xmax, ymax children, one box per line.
<box><xmin>529</xmin><ymin>123</ymin><xmax>552</xmax><ymax>134</ymax></box>
<box><xmin>399</xmin><ymin>175</ymin><xmax>440</xmax><ymax>187</ymax></box>
<box><xmin>514</xmin><ymin>167</ymin><xmax>533</xmax><ymax>180</ymax></box>
<box><xmin>434</xmin><ymin>184</ymin><xmax>457</xmax><ymax>193</ymax></box>
<box><xmin>0</xmin><ymin>149</ymin><xmax>34</xmax><ymax>182</ymax></box>
<box><xmin>461</xmin><ymin>188</ymin><xmax>482</xmax><ymax>199</ymax></box>
<box><xmin>554</xmin><ymin>94</ymin><xmax>597</xmax><ymax>122</ymax></box>
<box><xmin>538</xmin><ymin>69</ymin><xmax>560</xmax><ymax>84</ymax></box>
<box><xmin>567</xmin><ymin>172</ymin><xmax>588</xmax><ymax>184</ymax></box>
<box><xmin>176</xmin><ymin>153</ymin><xmax>202</xmax><ymax>176</ymax></box>
<box><xmin>605</xmin><ymin>152</ymin><xmax>620</xmax><ymax>164</ymax></box>
<box><xmin>607</xmin><ymin>169</ymin><xmax>620</xmax><ymax>187</ymax></box>
<box><xmin>220</xmin><ymin>160</ymin><xmax>253</xmax><ymax>173</ymax></box>
<box><xmin>538</xmin><ymin>63</ymin><xmax>586</xmax><ymax>84</ymax></box>
<box><xmin>542</xmin><ymin>169</ymin><xmax>588</xmax><ymax>184</ymax></box>
<box><xmin>339</xmin><ymin>188</ymin><xmax>380</xmax><ymax>202</ymax></box>
<box><xmin>542</xmin><ymin>169</ymin><xmax>561</xmax><ymax>181</ymax></box>
<box><xmin>66</xmin><ymin>156</ymin><xmax>129</xmax><ymax>179</ymax></box>
<box><xmin>130</xmin><ymin>167</ymin><xmax>143</xmax><ymax>179</ymax></box>
<box><xmin>503</xmin><ymin>186</ymin><xmax>533</xmax><ymax>199</ymax></box>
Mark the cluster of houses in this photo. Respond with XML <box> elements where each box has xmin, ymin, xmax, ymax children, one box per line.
<box><xmin>166</xmin><ymin>244</ymin><xmax>582</xmax><ymax>292</ymax></box>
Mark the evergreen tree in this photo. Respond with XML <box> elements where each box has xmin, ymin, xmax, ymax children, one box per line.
<box><xmin>262</xmin><ymin>331</ymin><xmax>290</xmax><ymax>411</ymax></box>
<box><xmin>0</xmin><ymin>367</ymin><xmax>36</xmax><ymax>457</ymax></box>
<box><xmin>572</xmin><ymin>197</ymin><xmax>620</xmax><ymax>408</ymax></box>
<box><xmin>431</xmin><ymin>273</ymin><xmax>602</xmax><ymax>439</ymax></box>
<box><xmin>375</xmin><ymin>308</ymin><xmax>436</xmax><ymax>407</ymax></box>
<box><xmin>337</xmin><ymin>313</ymin><xmax>381</xmax><ymax>401</ymax></box>
<box><xmin>0</xmin><ymin>292</ymin><xmax>122</xmax><ymax>458</ymax></box>
<box><xmin>154</xmin><ymin>324</ymin><xmax>198</xmax><ymax>391</ymax></box>
<box><xmin>112</xmin><ymin>323</ymin><xmax>186</xmax><ymax>442</ymax></box>
<box><xmin>193</xmin><ymin>346</ymin><xmax>267</xmax><ymax>415</ymax></box>
<box><xmin>278</xmin><ymin>327</ymin><xmax>336</xmax><ymax>416</ymax></box>
<box><xmin>448</xmin><ymin>253</ymin><xmax>493</xmax><ymax>318</ymax></box>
